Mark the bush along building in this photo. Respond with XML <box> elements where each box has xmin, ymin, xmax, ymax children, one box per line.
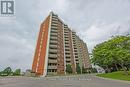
<box><xmin>32</xmin><ymin>12</ymin><xmax>91</xmax><ymax>76</ymax></box>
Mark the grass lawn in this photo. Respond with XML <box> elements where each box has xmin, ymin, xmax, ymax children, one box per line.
<box><xmin>97</xmin><ymin>71</ymin><xmax>130</xmax><ymax>81</ymax></box>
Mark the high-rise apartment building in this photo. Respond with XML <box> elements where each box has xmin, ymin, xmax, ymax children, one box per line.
<box><xmin>32</xmin><ymin>12</ymin><xmax>91</xmax><ymax>76</ymax></box>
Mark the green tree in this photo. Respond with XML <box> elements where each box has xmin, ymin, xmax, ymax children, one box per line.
<box><xmin>76</xmin><ymin>64</ymin><xmax>81</xmax><ymax>74</ymax></box>
<box><xmin>91</xmin><ymin>68</ymin><xmax>97</xmax><ymax>73</ymax></box>
<box><xmin>66</xmin><ymin>64</ymin><xmax>72</xmax><ymax>74</ymax></box>
<box><xmin>0</xmin><ymin>67</ymin><xmax>12</xmax><ymax>76</ymax></box>
<box><xmin>82</xmin><ymin>67</ymin><xmax>88</xmax><ymax>74</ymax></box>
<box><xmin>92</xmin><ymin>35</ymin><xmax>130</xmax><ymax>75</ymax></box>
<box><xmin>13</xmin><ymin>69</ymin><xmax>21</xmax><ymax>76</ymax></box>
<box><xmin>0</xmin><ymin>71</ymin><xmax>2</xmax><ymax>76</ymax></box>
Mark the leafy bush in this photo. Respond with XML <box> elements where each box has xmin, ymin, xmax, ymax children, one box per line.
<box><xmin>66</xmin><ymin>64</ymin><xmax>72</xmax><ymax>73</ymax></box>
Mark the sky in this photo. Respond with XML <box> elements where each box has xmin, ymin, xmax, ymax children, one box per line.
<box><xmin>0</xmin><ymin>0</ymin><xmax>130</xmax><ymax>71</ymax></box>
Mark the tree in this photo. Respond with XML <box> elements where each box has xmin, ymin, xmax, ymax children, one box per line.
<box><xmin>13</xmin><ymin>69</ymin><xmax>21</xmax><ymax>76</ymax></box>
<box><xmin>0</xmin><ymin>67</ymin><xmax>12</xmax><ymax>76</ymax></box>
<box><xmin>0</xmin><ymin>71</ymin><xmax>2</xmax><ymax>76</ymax></box>
<box><xmin>91</xmin><ymin>68</ymin><xmax>97</xmax><ymax>73</ymax></box>
<box><xmin>82</xmin><ymin>67</ymin><xmax>88</xmax><ymax>74</ymax></box>
<box><xmin>92</xmin><ymin>35</ymin><xmax>130</xmax><ymax>75</ymax></box>
<box><xmin>66</xmin><ymin>64</ymin><xmax>72</xmax><ymax>73</ymax></box>
<box><xmin>76</xmin><ymin>64</ymin><xmax>81</xmax><ymax>74</ymax></box>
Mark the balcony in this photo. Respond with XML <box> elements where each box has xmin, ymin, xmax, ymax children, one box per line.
<box><xmin>49</xmin><ymin>54</ymin><xmax>57</xmax><ymax>58</ymax></box>
<box><xmin>65</xmin><ymin>44</ymin><xmax>70</xmax><ymax>47</ymax></box>
<box><xmin>48</xmin><ymin>59</ymin><xmax>57</xmax><ymax>63</ymax></box>
<box><xmin>52</xmin><ymin>17</ymin><xmax>58</xmax><ymax>19</ymax></box>
<box><xmin>65</xmin><ymin>51</ymin><xmax>70</xmax><ymax>54</ymax></box>
<box><xmin>51</xmin><ymin>30</ymin><xmax>58</xmax><ymax>33</ymax></box>
<box><xmin>51</xmin><ymin>23</ymin><xmax>57</xmax><ymax>26</ymax></box>
<box><xmin>49</xmin><ymin>44</ymin><xmax>57</xmax><ymax>48</ymax></box>
<box><xmin>66</xmin><ymin>58</ymin><xmax>71</xmax><ymax>62</ymax></box>
<box><xmin>49</xmin><ymin>49</ymin><xmax>57</xmax><ymax>53</ymax></box>
<box><xmin>51</xmin><ymin>25</ymin><xmax>57</xmax><ymax>29</ymax></box>
<box><xmin>51</xmin><ymin>29</ymin><xmax>58</xmax><ymax>32</ymax></box>
<box><xmin>52</xmin><ymin>15</ymin><xmax>58</xmax><ymax>18</ymax></box>
<box><xmin>48</xmin><ymin>65</ymin><xmax>57</xmax><ymax>69</ymax></box>
<box><xmin>50</xmin><ymin>40</ymin><xmax>57</xmax><ymax>44</ymax></box>
<box><xmin>50</xmin><ymin>37</ymin><xmax>57</xmax><ymax>40</ymax></box>
<box><xmin>50</xmin><ymin>33</ymin><xmax>57</xmax><ymax>36</ymax></box>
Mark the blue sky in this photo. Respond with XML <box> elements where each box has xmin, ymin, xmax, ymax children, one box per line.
<box><xmin>0</xmin><ymin>0</ymin><xmax>130</xmax><ymax>71</ymax></box>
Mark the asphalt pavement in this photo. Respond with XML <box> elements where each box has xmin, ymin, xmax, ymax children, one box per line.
<box><xmin>0</xmin><ymin>74</ymin><xmax>129</xmax><ymax>87</ymax></box>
